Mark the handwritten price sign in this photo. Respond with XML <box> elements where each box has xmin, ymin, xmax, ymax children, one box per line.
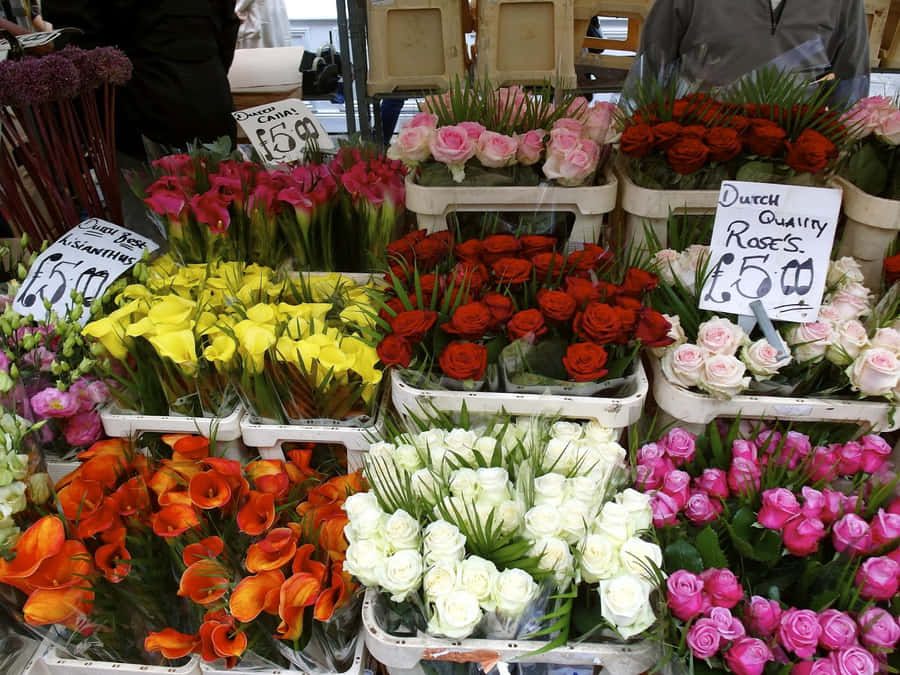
<box><xmin>699</xmin><ymin>181</ymin><xmax>841</xmax><ymax>322</ymax></box>
<box><xmin>233</xmin><ymin>98</ymin><xmax>334</xmax><ymax>166</ymax></box>
<box><xmin>13</xmin><ymin>219</ymin><xmax>159</xmax><ymax>325</ymax></box>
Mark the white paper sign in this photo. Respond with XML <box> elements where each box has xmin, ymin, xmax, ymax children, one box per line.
<box><xmin>13</xmin><ymin>219</ymin><xmax>159</xmax><ymax>325</ymax></box>
<box><xmin>232</xmin><ymin>98</ymin><xmax>334</xmax><ymax>166</ymax></box>
<box><xmin>699</xmin><ymin>181</ymin><xmax>841</xmax><ymax>322</ymax></box>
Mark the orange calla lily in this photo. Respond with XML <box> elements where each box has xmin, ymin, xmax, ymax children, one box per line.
<box><xmin>149</xmin><ymin>460</ymin><xmax>206</xmax><ymax>498</ymax></box>
<box><xmin>113</xmin><ymin>476</ymin><xmax>151</xmax><ymax>517</ymax></box>
<box><xmin>79</xmin><ymin>453</ymin><xmax>131</xmax><ymax>489</ymax></box>
<box><xmin>314</xmin><ymin>562</ymin><xmax>354</xmax><ymax>621</ymax></box>
<box><xmin>245</xmin><ymin>528</ymin><xmax>297</xmax><ymax>573</ymax></box>
<box><xmin>286</xmin><ymin>448</ymin><xmax>317</xmax><ymax>481</ymax></box>
<box><xmin>145</xmin><ymin>628</ymin><xmax>199</xmax><ymax>659</ymax></box>
<box><xmin>178</xmin><ymin>560</ymin><xmax>229</xmax><ymax>605</ymax></box>
<box><xmin>204</xmin><ymin>458</ymin><xmax>249</xmax><ymax>501</ymax></box>
<box><xmin>318</xmin><ymin>514</ymin><xmax>351</xmax><ymax>562</ymax></box>
<box><xmin>0</xmin><ymin>516</ymin><xmax>65</xmax><ymax>584</ymax></box>
<box><xmin>162</xmin><ymin>433</ymin><xmax>194</xmax><ymax>449</ymax></box>
<box><xmin>173</xmin><ymin>436</ymin><xmax>211</xmax><ymax>461</ymax></box>
<box><xmin>291</xmin><ymin>543</ymin><xmax>327</xmax><ymax>583</ymax></box>
<box><xmin>27</xmin><ymin>540</ymin><xmax>94</xmax><ymax>592</ymax></box>
<box><xmin>309</xmin><ymin>473</ymin><xmax>365</xmax><ymax>506</ymax></box>
<box><xmin>189</xmin><ymin>471</ymin><xmax>232</xmax><ymax>509</ymax></box>
<box><xmin>246</xmin><ymin>460</ymin><xmax>290</xmax><ymax>498</ymax></box>
<box><xmin>151</xmin><ymin>504</ymin><xmax>201</xmax><ymax>537</ymax></box>
<box><xmin>101</xmin><ymin>526</ymin><xmax>127</xmax><ymax>546</ymax></box>
<box><xmin>210</xmin><ymin>622</ymin><xmax>247</xmax><ymax>660</ymax></box>
<box><xmin>229</xmin><ymin>569</ymin><xmax>285</xmax><ymax>622</ymax></box>
<box><xmin>159</xmin><ymin>490</ymin><xmax>194</xmax><ymax>508</ymax></box>
<box><xmin>75</xmin><ymin>499</ymin><xmax>118</xmax><ymax>540</ymax></box>
<box><xmin>236</xmin><ymin>491</ymin><xmax>276</xmax><ymax>536</ymax></box>
<box><xmin>76</xmin><ymin>438</ymin><xmax>129</xmax><ymax>461</ymax></box>
<box><xmin>197</xmin><ymin>610</ymin><xmax>236</xmax><ymax>665</ymax></box>
<box><xmin>23</xmin><ymin>585</ymin><xmax>94</xmax><ymax>630</ymax></box>
<box><xmin>56</xmin><ymin>479</ymin><xmax>104</xmax><ymax>521</ymax></box>
<box><xmin>182</xmin><ymin>536</ymin><xmax>224</xmax><ymax>566</ymax></box>
<box><xmin>95</xmin><ymin>541</ymin><xmax>131</xmax><ymax>583</ymax></box>
<box><xmin>276</xmin><ymin>572</ymin><xmax>321</xmax><ymax>641</ymax></box>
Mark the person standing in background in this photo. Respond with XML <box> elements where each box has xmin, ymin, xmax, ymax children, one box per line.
<box><xmin>1</xmin><ymin>0</ymin><xmax>52</xmax><ymax>36</ymax></box>
<box><xmin>235</xmin><ymin>0</ymin><xmax>291</xmax><ymax>49</ymax></box>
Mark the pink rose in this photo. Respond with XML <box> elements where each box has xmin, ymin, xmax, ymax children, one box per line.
<box><xmin>869</xmin><ymin>327</ymin><xmax>900</xmax><ymax>354</ymax></box>
<box><xmin>724</xmin><ymin>637</ymin><xmax>774</xmax><ymax>675</ymax></box>
<box><xmin>697</xmin><ymin>317</ymin><xmax>748</xmax><ymax>356</ymax></box>
<box><xmin>666</xmin><ymin>570</ymin><xmax>706</xmax><ymax>621</ymax></box>
<box><xmin>30</xmin><ymin>387</ymin><xmax>79</xmax><ymax>418</ymax></box>
<box><xmin>830</xmin><ymin>291</ymin><xmax>871</xmax><ymax>321</ymax></box>
<box><xmin>758</xmin><ymin>488</ymin><xmax>802</xmax><ymax>529</ymax></box>
<box><xmin>728</xmin><ymin>457</ymin><xmax>761</xmax><ymax>496</ymax></box>
<box><xmin>856</xmin><ymin>556</ymin><xmax>900</xmax><ymax>601</ymax></box>
<box><xmin>661</xmin><ymin>470</ymin><xmax>691</xmax><ymax>509</ymax></box>
<box><xmin>552</xmin><ymin>117</ymin><xmax>585</xmax><ymax>135</ymax></box>
<box><xmin>731</xmin><ymin>439</ymin><xmax>759</xmax><ymax>463</ymax></box>
<box><xmin>756</xmin><ymin>430</ymin><xmax>782</xmax><ymax>456</ymax></box>
<box><xmin>837</xmin><ymin>442</ymin><xmax>864</xmax><ymax>475</ymax></box>
<box><xmin>831</xmin><ymin>647</ymin><xmax>878</xmax><ymax>675</ymax></box>
<box><xmin>63</xmin><ymin>411</ymin><xmax>103</xmax><ymax>447</ymax></box>
<box><xmin>782</xmin><ymin>515</ymin><xmax>826</xmax><ymax>556</ymax></box>
<box><xmin>701</xmin><ymin>569</ymin><xmax>744</xmax><ymax>609</ymax></box>
<box><xmin>637</xmin><ymin>442</ymin><xmax>666</xmax><ymax>465</ymax></box>
<box><xmin>870</xmin><ymin>508</ymin><xmax>900</xmax><ymax>549</ymax></box>
<box><xmin>547</xmin><ymin>127</ymin><xmax>582</xmax><ymax>155</ymax></box>
<box><xmin>832</xmin><ymin>514</ymin><xmax>873</xmax><ymax>556</ymax></box>
<box><xmin>745</xmin><ymin>596</ymin><xmax>782</xmax><ymax>637</ymax></box>
<box><xmin>818</xmin><ymin>610</ymin><xmax>859</xmax><ymax>651</ymax></box>
<box><xmin>661</xmin><ymin>343</ymin><xmax>706</xmax><ymax>388</ymax></box>
<box><xmin>801</xmin><ymin>487</ymin><xmax>825</xmax><ymax>520</ymax></box>
<box><xmin>429</xmin><ymin>126</ymin><xmax>476</xmax><ymax>181</ymax></box>
<box><xmin>663</xmin><ymin>427</ymin><xmax>697</xmax><ymax>465</ymax></box>
<box><xmin>779</xmin><ymin>609</ymin><xmax>824</xmax><ymax>659</ymax></box>
<box><xmin>876</xmin><ymin>109</ymin><xmax>900</xmax><ymax>144</ymax></box>
<box><xmin>857</xmin><ymin>607</ymin><xmax>900</xmax><ymax>649</ymax></box>
<box><xmin>695</xmin><ymin>468</ymin><xmax>729</xmax><ymax>499</ymax></box>
<box><xmin>585</xmin><ymin>101</ymin><xmax>616</xmax><ymax>143</ymax></box>
<box><xmin>859</xmin><ymin>435</ymin><xmax>891</xmax><ymax>474</ymax></box>
<box><xmin>515</xmin><ymin>129</ymin><xmax>545</xmax><ymax>166</ymax></box>
<box><xmin>651</xmin><ymin>490</ymin><xmax>680</xmax><ymax>527</ymax></box>
<box><xmin>808</xmin><ymin>446</ymin><xmax>840</xmax><ymax>482</ymax></box>
<box><xmin>710</xmin><ymin>606</ymin><xmax>747</xmax><ymax>641</ymax></box>
<box><xmin>475</xmin><ymin>131</ymin><xmax>519</xmax><ymax>168</ymax></box>
<box><xmin>408</xmin><ymin>112</ymin><xmax>438</xmax><ymax>129</ymax></box>
<box><xmin>684</xmin><ymin>490</ymin><xmax>722</xmax><ymax>525</ymax></box>
<box><xmin>688</xmin><ymin>618</ymin><xmax>722</xmax><ymax>659</ymax></box>
<box><xmin>847</xmin><ymin>348</ymin><xmax>900</xmax><ymax>397</ymax></box>
<box><xmin>780</xmin><ymin>431</ymin><xmax>812</xmax><ymax>469</ymax></box>
<box><xmin>458</xmin><ymin>121</ymin><xmax>486</xmax><ymax>140</ymax></box>
<box><xmin>542</xmin><ymin>138</ymin><xmax>600</xmax><ymax>186</ymax></box>
<box><xmin>390</xmin><ymin>125</ymin><xmax>433</xmax><ymax>163</ymax></box>
<box><xmin>787</xmin><ymin>322</ymin><xmax>834</xmax><ymax>362</ymax></box>
<box><xmin>795</xmin><ymin>661</ymin><xmax>838</xmax><ymax>675</ymax></box>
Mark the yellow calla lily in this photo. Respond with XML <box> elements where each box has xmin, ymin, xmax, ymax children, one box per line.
<box><xmin>148</xmin><ymin>329</ymin><xmax>198</xmax><ymax>375</ymax></box>
<box><xmin>118</xmin><ymin>284</ymin><xmax>153</xmax><ymax>302</ymax></box>
<box><xmin>317</xmin><ymin>344</ymin><xmax>355</xmax><ymax>378</ymax></box>
<box><xmin>274</xmin><ymin>336</ymin><xmax>302</xmax><ymax>365</ymax></box>
<box><xmin>194</xmin><ymin>312</ymin><xmax>221</xmax><ymax>337</ymax></box>
<box><xmin>148</xmin><ymin>295</ymin><xmax>196</xmax><ymax>326</ymax></box>
<box><xmin>82</xmin><ymin>317</ymin><xmax>129</xmax><ymax>360</ymax></box>
<box><xmin>246</xmin><ymin>303</ymin><xmax>277</xmax><ymax>325</ymax></box>
<box><xmin>340</xmin><ymin>304</ymin><xmax>376</xmax><ymax>329</ymax></box>
<box><xmin>284</xmin><ymin>317</ymin><xmax>310</xmax><ymax>341</ymax></box>
<box><xmin>234</xmin><ymin>321</ymin><xmax>276</xmax><ymax>374</ymax></box>
<box><xmin>125</xmin><ymin>316</ymin><xmax>159</xmax><ymax>339</ymax></box>
<box><xmin>204</xmin><ymin>334</ymin><xmax>237</xmax><ymax>371</ymax></box>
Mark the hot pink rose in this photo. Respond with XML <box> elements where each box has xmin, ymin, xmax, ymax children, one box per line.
<box><xmin>794</xmin><ymin>661</ymin><xmax>838</xmax><ymax>675</ymax></box>
<box><xmin>663</xmin><ymin>427</ymin><xmax>697</xmax><ymax>465</ymax></box>
<box><xmin>390</xmin><ymin>125</ymin><xmax>433</xmax><ymax>163</ymax></box>
<box><xmin>836</xmin><ymin>442</ymin><xmax>864</xmax><ymax>476</ymax></box>
<box><xmin>429</xmin><ymin>126</ymin><xmax>476</xmax><ymax>181</ymax></box>
<box><xmin>701</xmin><ymin>569</ymin><xmax>744</xmax><ymax>609</ymax></box>
<box><xmin>30</xmin><ymin>387</ymin><xmax>79</xmax><ymax>418</ymax></box>
<box><xmin>847</xmin><ymin>348</ymin><xmax>900</xmax><ymax>397</ymax></box>
<box><xmin>782</xmin><ymin>515</ymin><xmax>826</xmax><ymax>557</ymax></box>
<box><xmin>724</xmin><ymin>637</ymin><xmax>774</xmax><ymax>675</ymax></box>
<box><xmin>857</xmin><ymin>607</ymin><xmax>900</xmax><ymax>649</ymax></box>
<box><xmin>637</xmin><ymin>442</ymin><xmax>666</xmax><ymax>465</ymax></box>
<box><xmin>818</xmin><ymin>610</ymin><xmax>859</xmax><ymax>651</ymax></box>
<box><xmin>889</xmin><ymin>498</ymin><xmax>900</xmax><ymax>515</ymax></box>
<box><xmin>684</xmin><ymin>490</ymin><xmax>722</xmax><ymax>525</ymax></box>
<box><xmin>859</xmin><ymin>435</ymin><xmax>891</xmax><ymax>473</ymax></box>
<box><xmin>695</xmin><ymin>468</ymin><xmax>729</xmax><ymax>499</ymax></box>
<box><xmin>475</xmin><ymin>131</ymin><xmax>519</xmax><ymax>168</ymax></box>
<box><xmin>710</xmin><ymin>606</ymin><xmax>747</xmax><ymax>641</ymax></box>
<box><xmin>651</xmin><ymin>490</ymin><xmax>680</xmax><ymax>527</ymax></box>
<box><xmin>635</xmin><ymin>463</ymin><xmax>662</xmax><ymax>491</ymax></box>
<box><xmin>516</xmin><ymin>129</ymin><xmax>545</xmax><ymax>166</ymax></box>
<box><xmin>758</xmin><ymin>488</ymin><xmax>802</xmax><ymax>529</ymax></box>
<box><xmin>666</xmin><ymin>570</ymin><xmax>706</xmax><ymax>621</ymax></box>
<box><xmin>458</xmin><ymin>121</ymin><xmax>486</xmax><ymax>139</ymax></box>
<box><xmin>870</xmin><ymin>508</ymin><xmax>900</xmax><ymax>549</ymax></box>
<box><xmin>856</xmin><ymin>556</ymin><xmax>900</xmax><ymax>601</ymax></box>
<box><xmin>728</xmin><ymin>457</ymin><xmax>761</xmax><ymax>496</ymax></box>
<box><xmin>832</xmin><ymin>647</ymin><xmax>878</xmax><ymax>675</ymax></box>
<box><xmin>801</xmin><ymin>487</ymin><xmax>825</xmax><ymax>519</ymax></box>
<box><xmin>832</xmin><ymin>514</ymin><xmax>873</xmax><ymax>555</ymax></box>
<box><xmin>687</xmin><ymin>618</ymin><xmax>722</xmax><ymax>659</ymax></box>
<box><xmin>731</xmin><ymin>439</ymin><xmax>759</xmax><ymax>463</ymax></box>
<box><xmin>756</xmin><ymin>430</ymin><xmax>782</xmax><ymax>457</ymax></box>
<box><xmin>585</xmin><ymin>101</ymin><xmax>616</xmax><ymax>143</ymax></box>
<box><xmin>779</xmin><ymin>609</ymin><xmax>823</xmax><ymax>659</ymax></box>
<box><xmin>63</xmin><ymin>411</ymin><xmax>103</xmax><ymax>447</ymax></box>
<box><xmin>661</xmin><ymin>470</ymin><xmax>691</xmax><ymax>509</ymax></box>
<box><xmin>780</xmin><ymin>431</ymin><xmax>812</xmax><ymax>469</ymax></box>
<box><xmin>808</xmin><ymin>446</ymin><xmax>840</xmax><ymax>482</ymax></box>
<box><xmin>408</xmin><ymin>112</ymin><xmax>438</xmax><ymax>129</ymax></box>
<box><xmin>745</xmin><ymin>596</ymin><xmax>782</xmax><ymax>637</ymax></box>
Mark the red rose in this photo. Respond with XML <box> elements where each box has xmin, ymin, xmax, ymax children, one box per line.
<box><xmin>481</xmin><ymin>234</ymin><xmax>521</xmax><ymax>266</ymax></box>
<box><xmin>376</xmin><ymin>335</ymin><xmax>413</xmax><ymax>368</ymax></box>
<box><xmin>729</xmin><ymin>115</ymin><xmax>751</xmax><ymax>134</ymax></box>
<box><xmin>681</xmin><ymin>124</ymin><xmax>707</xmax><ymax>139</ymax></box>
<box><xmin>386</xmin><ymin>264</ymin><xmax>409</xmax><ymax>286</ymax></box>
<box><xmin>565</xmin><ymin>277</ymin><xmax>601</xmax><ymax>308</ymax></box>
<box><xmin>404</xmin><ymin>229</ymin><xmax>428</xmax><ymax>243</ymax></box>
<box><xmin>532</xmin><ymin>252</ymin><xmax>568</xmax><ymax>280</ymax></box>
<box><xmin>569</xmin><ymin>244</ymin><xmax>613</xmax><ymax>274</ymax></box>
<box><xmin>784</xmin><ymin>129</ymin><xmax>837</xmax><ymax>174</ymax></box>
<box><xmin>428</xmin><ymin>229</ymin><xmax>453</xmax><ymax>252</ymax></box>
<box><xmin>562</xmin><ymin>342</ymin><xmax>609</xmax><ymax>382</ymax></box>
<box><xmin>672</xmin><ymin>100</ymin><xmax>690</xmax><ymax>120</ymax></box>
<box><xmin>537</xmin><ymin>289</ymin><xmax>576</xmax><ymax>322</ymax></box>
<box><xmin>885</xmin><ymin>254</ymin><xmax>900</xmax><ymax>286</ymax></box>
<box><xmin>620</xmin><ymin>123</ymin><xmax>654</xmax><ymax>158</ymax></box>
<box><xmin>389</xmin><ymin>310</ymin><xmax>437</xmax><ymax>343</ymax></box>
<box><xmin>438</xmin><ymin>341</ymin><xmax>488</xmax><ymax>381</ymax></box>
<box><xmin>482</xmin><ymin>291</ymin><xmax>515</xmax><ymax>329</ymax></box>
<box><xmin>746</xmin><ymin>119</ymin><xmax>787</xmax><ymax>157</ymax></box>
<box><xmin>594</xmin><ymin>281</ymin><xmax>620</xmax><ymax>302</ymax></box>
<box><xmin>666</xmin><ymin>137</ymin><xmax>710</xmax><ymax>174</ymax></box>
<box><xmin>454</xmin><ymin>238</ymin><xmax>483</xmax><ymax>264</ymax></box>
<box><xmin>379</xmin><ymin>296</ymin><xmax>406</xmax><ymax>322</ymax></box>
<box><xmin>574</xmin><ymin>303</ymin><xmax>622</xmax><ymax>344</ymax></box>
<box><xmin>705</xmin><ymin>127</ymin><xmax>743</xmax><ymax>162</ymax></box>
<box><xmin>413</xmin><ymin>237</ymin><xmax>449</xmax><ymax>269</ymax></box>
<box><xmin>418</xmin><ymin>273</ymin><xmax>438</xmax><ymax>297</ymax></box>
<box><xmin>507</xmin><ymin>309</ymin><xmax>548</xmax><ymax>342</ymax></box>
<box><xmin>652</xmin><ymin>121</ymin><xmax>683</xmax><ymax>149</ymax></box>
<box><xmin>616</xmin><ymin>306</ymin><xmax>639</xmax><ymax>341</ymax></box>
<box><xmin>520</xmin><ymin>235</ymin><xmax>557</xmax><ymax>258</ymax></box>
<box><xmin>492</xmin><ymin>257</ymin><xmax>533</xmax><ymax>285</ymax></box>
<box><xmin>635</xmin><ymin>308</ymin><xmax>674</xmax><ymax>347</ymax></box>
<box><xmin>444</xmin><ymin>285</ymin><xmax>472</xmax><ymax>307</ymax></box>
<box><xmin>441</xmin><ymin>301</ymin><xmax>493</xmax><ymax>340</ymax></box>
<box><xmin>450</xmin><ymin>262</ymin><xmax>490</xmax><ymax>293</ymax></box>
<box><xmin>620</xmin><ymin>267</ymin><xmax>659</xmax><ymax>298</ymax></box>
<box><xmin>386</xmin><ymin>238</ymin><xmax>414</xmax><ymax>265</ymax></box>
<box><xmin>615</xmin><ymin>295</ymin><xmax>643</xmax><ymax>311</ymax></box>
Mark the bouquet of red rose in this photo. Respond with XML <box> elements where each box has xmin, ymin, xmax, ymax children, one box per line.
<box><xmin>370</xmin><ymin>229</ymin><xmax>673</xmax><ymax>392</ymax></box>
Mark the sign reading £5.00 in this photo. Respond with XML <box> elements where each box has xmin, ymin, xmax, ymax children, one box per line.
<box><xmin>233</xmin><ymin>98</ymin><xmax>334</xmax><ymax>166</ymax></box>
<box><xmin>698</xmin><ymin>181</ymin><xmax>841</xmax><ymax>323</ymax></box>
<box><xmin>13</xmin><ymin>219</ymin><xmax>159</xmax><ymax>325</ymax></box>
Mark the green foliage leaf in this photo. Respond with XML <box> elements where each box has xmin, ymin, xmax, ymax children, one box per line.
<box><xmin>664</xmin><ymin>540</ymin><xmax>705</xmax><ymax>574</ymax></box>
<box><xmin>695</xmin><ymin>526</ymin><xmax>729</xmax><ymax>569</ymax></box>
<box><xmin>845</xmin><ymin>140</ymin><xmax>890</xmax><ymax>197</ymax></box>
<box><xmin>736</xmin><ymin>160</ymin><xmax>784</xmax><ymax>183</ymax></box>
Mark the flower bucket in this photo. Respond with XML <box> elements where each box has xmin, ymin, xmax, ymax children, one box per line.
<box><xmin>100</xmin><ymin>405</ymin><xmax>245</xmax><ymax>442</ymax></box>
<box><xmin>649</xmin><ymin>356</ymin><xmax>900</xmax><ymax>431</ymax></box>
<box><xmin>362</xmin><ymin>589</ymin><xmax>659</xmax><ymax>675</ymax></box>
<box><xmin>42</xmin><ymin>644</ymin><xmax>200</xmax><ymax>675</ymax></box>
<box><xmin>831</xmin><ymin>175</ymin><xmax>900</xmax><ymax>289</ymax></box>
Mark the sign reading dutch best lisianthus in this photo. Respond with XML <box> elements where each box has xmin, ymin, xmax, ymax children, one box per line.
<box><xmin>13</xmin><ymin>218</ymin><xmax>158</xmax><ymax>325</ymax></box>
<box><xmin>233</xmin><ymin>98</ymin><xmax>334</xmax><ymax>166</ymax></box>
<box><xmin>699</xmin><ymin>181</ymin><xmax>841</xmax><ymax>322</ymax></box>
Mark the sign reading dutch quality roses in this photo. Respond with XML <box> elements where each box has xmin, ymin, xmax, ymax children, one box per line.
<box><xmin>13</xmin><ymin>218</ymin><xmax>159</xmax><ymax>325</ymax></box>
<box><xmin>699</xmin><ymin>181</ymin><xmax>841</xmax><ymax>322</ymax></box>
<box><xmin>233</xmin><ymin>98</ymin><xmax>334</xmax><ymax>166</ymax></box>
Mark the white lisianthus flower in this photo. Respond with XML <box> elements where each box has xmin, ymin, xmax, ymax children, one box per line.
<box><xmin>598</xmin><ymin>575</ymin><xmax>656</xmax><ymax>639</ymax></box>
<box><xmin>618</xmin><ymin>537</ymin><xmax>663</xmax><ymax>581</ymax></box>
<box><xmin>380</xmin><ymin>550</ymin><xmax>424</xmax><ymax>602</ymax></box>
<box><xmin>344</xmin><ymin>539</ymin><xmax>387</xmax><ymax>586</ymax></box>
<box><xmin>460</xmin><ymin>556</ymin><xmax>499</xmax><ymax>611</ymax></box>
<box><xmin>428</xmin><ymin>590</ymin><xmax>483</xmax><ymax>639</ymax></box>
<box><xmin>423</xmin><ymin>559</ymin><xmax>460</xmax><ymax>601</ymax></box>
<box><xmin>384</xmin><ymin>509</ymin><xmax>421</xmax><ymax>552</ymax></box>
<box><xmin>493</xmin><ymin>568</ymin><xmax>539</xmax><ymax>619</ymax></box>
<box><xmin>524</xmin><ymin>504</ymin><xmax>563</xmax><ymax>540</ymax></box>
<box><xmin>423</xmin><ymin>520</ymin><xmax>466</xmax><ymax>565</ymax></box>
<box><xmin>533</xmin><ymin>472</ymin><xmax>567</xmax><ymax>507</ymax></box>
<box><xmin>27</xmin><ymin>472</ymin><xmax>50</xmax><ymax>505</ymax></box>
<box><xmin>0</xmin><ymin>516</ymin><xmax>20</xmax><ymax>552</ymax></box>
<box><xmin>579</xmin><ymin>532</ymin><xmax>622</xmax><ymax>583</ymax></box>
<box><xmin>0</xmin><ymin>482</ymin><xmax>28</xmax><ymax>519</ymax></box>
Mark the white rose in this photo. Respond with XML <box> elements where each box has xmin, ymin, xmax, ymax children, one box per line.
<box><xmin>367</xmin><ymin>442</ymin><xmax>396</xmax><ymax>461</ymax></box>
<box><xmin>495</xmin><ymin>499</ymin><xmax>525</xmax><ymax>536</ymax></box>
<box><xmin>652</xmin><ymin>249</ymin><xmax>680</xmax><ymax>286</ymax></box>
<box><xmin>579</xmin><ymin>532</ymin><xmax>622</xmax><ymax>583</ymax></box>
<box><xmin>394</xmin><ymin>443</ymin><xmax>424</xmax><ymax>473</ymax></box>
<box><xmin>827</xmin><ymin>257</ymin><xmax>865</xmax><ymax>287</ymax></box>
<box><xmin>380</xmin><ymin>550</ymin><xmax>424</xmax><ymax>602</ymax></box>
<box><xmin>826</xmin><ymin>319</ymin><xmax>870</xmax><ymax>366</ymax></box>
<box><xmin>650</xmin><ymin>313</ymin><xmax>688</xmax><ymax>358</ymax></box>
<box><xmin>493</xmin><ymin>568</ymin><xmax>539</xmax><ymax>619</ymax></box>
<box><xmin>445</xmin><ymin>428</ymin><xmax>479</xmax><ymax>452</ymax></box>
<box><xmin>423</xmin><ymin>559</ymin><xmax>460</xmax><ymax>601</ymax></box>
<box><xmin>741</xmin><ymin>338</ymin><xmax>791</xmax><ymax>379</ymax></box>
<box><xmin>27</xmin><ymin>472</ymin><xmax>51</xmax><ymax>505</ymax></box>
<box><xmin>415</xmin><ymin>429</ymin><xmax>446</xmax><ymax>451</ymax></box>
<box><xmin>550</xmin><ymin>421</ymin><xmax>584</xmax><ymax>442</ymax></box>
<box><xmin>524</xmin><ymin>504</ymin><xmax>563</xmax><ymax>540</ymax></box>
<box><xmin>460</xmin><ymin>556</ymin><xmax>499</xmax><ymax>611</ymax></box>
<box><xmin>682</xmin><ymin>244</ymin><xmax>711</xmax><ymax>273</ymax></box>
<box><xmin>475</xmin><ymin>467</ymin><xmax>509</xmax><ymax>505</ymax></box>
<box><xmin>531</xmin><ymin>536</ymin><xmax>574</xmax><ymax>588</ymax></box>
<box><xmin>533</xmin><ymin>472</ymin><xmax>567</xmax><ymax>507</ymax></box>
<box><xmin>598</xmin><ymin>575</ymin><xmax>656</xmax><ymax>639</ymax></box>
<box><xmin>582</xmin><ymin>422</ymin><xmax>617</xmax><ymax>444</ymax></box>
<box><xmin>559</xmin><ymin>500</ymin><xmax>592</xmax><ymax>544</ymax></box>
<box><xmin>345</xmin><ymin>505</ymin><xmax>387</xmax><ymax>544</ymax></box>
<box><xmin>847</xmin><ymin>347</ymin><xmax>900</xmax><ymax>397</ymax></box>
<box><xmin>696</xmin><ymin>317</ymin><xmax>749</xmax><ymax>356</ymax></box>
<box><xmin>616</xmin><ymin>489</ymin><xmax>653</xmax><ymax>534</ymax></box>
<box><xmin>785</xmin><ymin>321</ymin><xmax>835</xmax><ymax>363</ymax></box>
<box><xmin>427</xmin><ymin>443</ymin><xmax>453</xmax><ymax>475</ymax></box>
<box><xmin>565</xmin><ymin>476</ymin><xmax>599</xmax><ymax>506</ymax></box>
<box><xmin>871</xmin><ymin>327</ymin><xmax>900</xmax><ymax>354</ymax></box>
<box><xmin>543</xmin><ymin>438</ymin><xmax>578</xmax><ymax>474</ymax></box>
<box><xmin>344</xmin><ymin>539</ymin><xmax>387</xmax><ymax>586</ymax></box>
<box><xmin>428</xmin><ymin>590</ymin><xmax>483</xmax><ymax>639</ymax></box>
<box><xmin>411</xmin><ymin>469</ymin><xmax>444</xmax><ymax>505</ymax></box>
<box><xmin>619</xmin><ymin>537</ymin><xmax>663</xmax><ymax>581</ymax></box>
<box><xmin>585</xmin><ymin>442</ymin><xmax>627</xmax><ymax>480</ymax></box>
<box><xmin>423</xmin><ymin>520</ymin><xmax>466</xmax><ymax>564</ymax></box>
<box><xmin>384</xmin><ymin>510</ymin><xmax>421</xmax><ymax>552</ymax></box>
<box><xmin>661</xmin><ymin>343</ymin><xmax>706</xmax><ymax>388</ymax></box>
<box><xmin>473</xmin><ymin>436</ymin><xmax>500</xmax><ymax>462</ymax></box>
<box><xmin>699</xmin><ymin>354</ymin><xmax>750</xmax><ymax>399</ymax></box>
<box><xmin>342</xmin><ymin>492</ymin><xmax>381</xmax><ymax>521</ymax></box>
<box><xmin>449</xmin><ymin>468</ymin><xmax>481</xmax><ymax>500</ymax></box>
<box><xmin>595</xmin><ymin>501</ymin><xmax>632</xmax><ymax>542</ymax></box>
<box><xmin>829</xmin><ymin>290</ymin><xmax>871</xmax><ymax>320</ymax></box>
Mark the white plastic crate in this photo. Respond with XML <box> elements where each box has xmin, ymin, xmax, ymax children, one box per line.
<box><xmin>43</xmin><ymin>644</ymin><xmax>200</xmax><ymax>675</ymax></box>
<box><xmin>649</xmin><ymin>357</ymin><xmax>900</xmax><ymax>431</ymax></box>
<box><xmin>391</xmin><ymin>359</ymin><xmax>648</xmax><ymax>428</ymax></box>
<box><xmin>46</xmin><ymin>460</ymin><xmax>79</xmax><ymax>484</ymax></box>
<box><xmin>405</xmin><ymin>171</ymin><xmax>618</xmax><ymax>251</ymax></box>
<box><xmin>5</xmin><ymin>634</ymin><xmax>44</xmax><ymax>675</ymax></box>
<box><xmin>362</xmin><ymin>589</ymin><xmax>658</xmax><ymax>675</ymax></box>
<box><xmin>100</xmin><ymin>405</ymin><xmax>244</xmax><ymax>442</ymax></box>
